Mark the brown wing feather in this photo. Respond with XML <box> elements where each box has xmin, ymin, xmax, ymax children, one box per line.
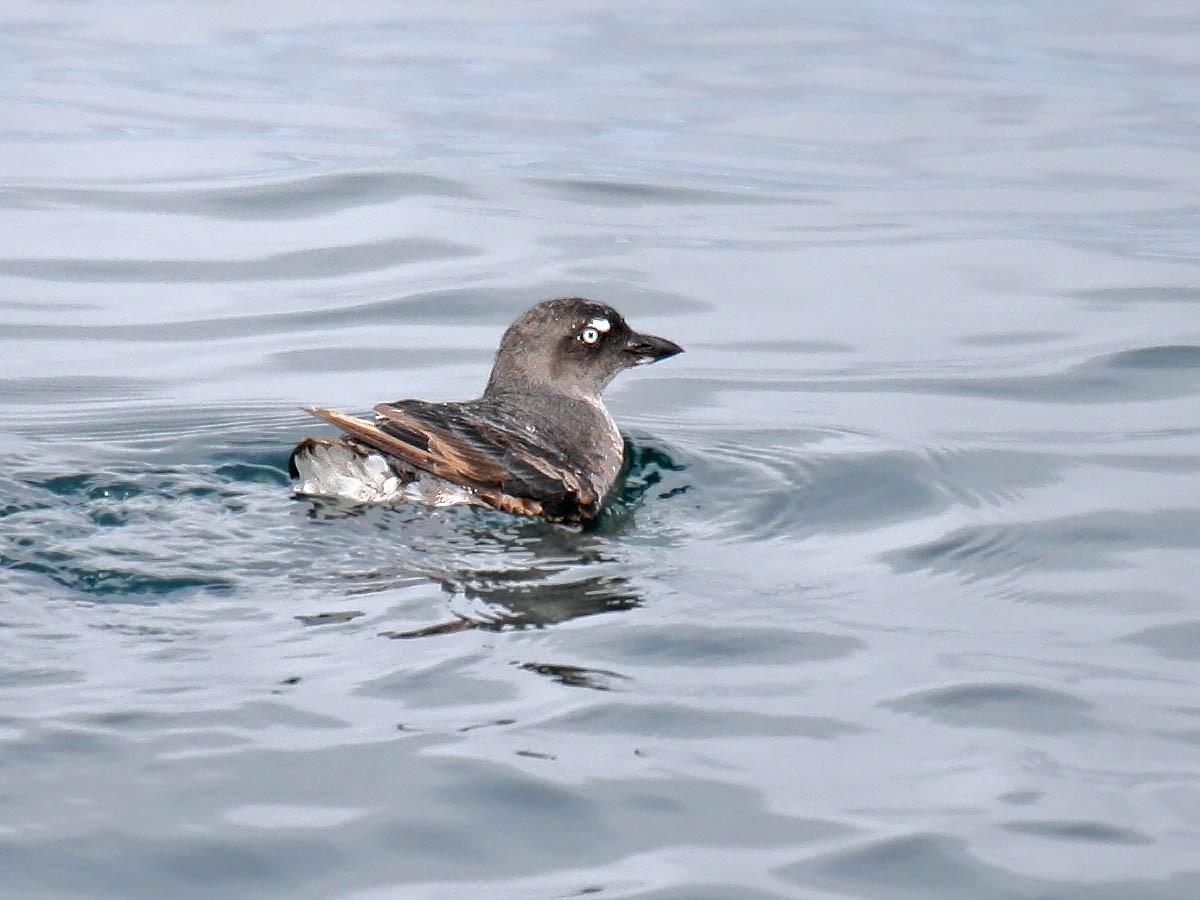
<box><xmin>304</xmin><ymin>408</ymin><xmax>448</xmax><ymax>475</ymax></box>
<box><xmin>303</xmin><ymin>406</ymin><xmax>602</xmax><ymax>521</ymax></box>
<box><xmin>302</xmin><ymin>407</ymin><xmax>546</xmax><ymax>517</ymax></box>
<box><xmin>372</xmin><ymin>402</ymin><xmax>600</xmax><ymax>515</ymax></box>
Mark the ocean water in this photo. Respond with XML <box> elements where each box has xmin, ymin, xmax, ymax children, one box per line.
<box><xmin>2</xmin><ymin>2</ymin><xmax>1200</xmax><ymax>898</ymax></box>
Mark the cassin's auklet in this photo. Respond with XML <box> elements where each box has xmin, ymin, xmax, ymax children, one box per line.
<box><xmin>289</xmin><ymin>297</ymin><xmax>683</xmax><ymax>523</ymax></box>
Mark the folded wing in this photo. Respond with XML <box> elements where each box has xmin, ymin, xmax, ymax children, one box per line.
<box><xmin>303</xmin><ymin>400</ymin><xmax>601</xmax><ymax>521</ymax></box>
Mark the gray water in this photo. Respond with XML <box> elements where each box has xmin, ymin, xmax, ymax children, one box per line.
<box><xmin>2</xmin><ymin>2</ymin><xmax>1200</xmax><ymax>898</ymax></box>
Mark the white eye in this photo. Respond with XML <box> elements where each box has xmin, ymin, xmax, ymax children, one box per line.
<box><xmin>580</xmin><ymin>326</ymin><xmax>601</xmax><ymax>344</ymax></box>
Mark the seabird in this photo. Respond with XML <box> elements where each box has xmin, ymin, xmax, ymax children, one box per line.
<box><xmin>289</xmin><ymin>297</ymin><xmax>683</xmax><ymax>523</ymax></box>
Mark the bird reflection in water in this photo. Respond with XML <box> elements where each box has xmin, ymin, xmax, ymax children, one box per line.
<box><xmin>295</xmin><ymin>434</ymin><xmax>687</xmax><ymax>639</ymax></box>
<box><xmin>381</xmin><ymin>569</ymin><xmax>641</xmax><ymax>638</ymax></box>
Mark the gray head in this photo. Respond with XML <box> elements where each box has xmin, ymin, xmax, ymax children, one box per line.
<box><xmin>484</xmin><ymin>297</ymin><xmax>683</xmax><ymax>401</ymax></box>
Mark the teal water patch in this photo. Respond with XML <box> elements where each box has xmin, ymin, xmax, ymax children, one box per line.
<box><xmin>587</xmin><ymin>433</ymin><xmax>690</xmax><ymax>534</ymax></box>
<box><xmin>0</xmin><ymin>432</ymin><xmax>696</xmax><ymax>608</ymax></box>
<box><xmin>0</xmin><ymin>446</ymin><xmax>299</xmax><ymax>599</ymax></box>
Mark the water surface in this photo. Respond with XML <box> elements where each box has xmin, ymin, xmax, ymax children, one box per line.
<box><xmin>2</xmin><ymin>2</ymin><xmax>1200</xmax><ymax>898</ymax></box>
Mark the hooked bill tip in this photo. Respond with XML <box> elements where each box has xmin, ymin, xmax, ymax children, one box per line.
<box><xmin>626</xmin><ymin>332</ymin><xmax>683</xmax><ymax>363</ymax></box>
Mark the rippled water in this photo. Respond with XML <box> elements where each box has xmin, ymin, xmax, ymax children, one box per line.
<box><xmin>3</xmin><ymin>2</ymin><xmax>1200</xmax><ymax>898</ymax></box>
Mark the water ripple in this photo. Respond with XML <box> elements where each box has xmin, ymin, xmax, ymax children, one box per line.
<box><xmin>0</xmin><ymin>237</ymin><xmax>475</xmax><ymax>284</ymax></box>
<box><xmin>782</xmin><ymin>832</ymin><xmax>1191</xmax><ymax>899</ymax></box>
<box><xmin>800</xmin><ymin>344</ymin><xmax>1200</xmax><ymax>404</ymax></box>
<box><xmin>663</xmin><ymin>433</ymin><xmax>954</xmax><ymax>542</ymax></box>
<box><xmin>0</xmin><ymin>432</ymin><xmax>682</xmax><ymax>622</ymax></box>
<box><xmin>2</xmin><ymin>1</ymin><xmax>1199</xmax><ymax>897</ymax></box>
<box><xmin>889</xmin><ymin>509</ymin><xmax>1200</xmax><ymax>582</ymax></box>
<box><xmin>1002</xmin><ymin>819</ymin><xmax>1152</xmax><ymax>846</ymax></box>
<box><xmin>884</xmin><ymin>682</ymin><xmax>1097</xmax><ymax>733</ymax></box>
<box><xmin>527</xmin><ymin>176</ymin><xmax>810</xmax><ymax>207</ymax></box>
<box><xmin>1122</xmin><ymin>622</ymin><xmax>1200</xmax><ymax>662</ymax></box>
<box><xmin>0</xmin><ymin>171</ymin><xmax>475</xmax><ymax>219</ymax></box>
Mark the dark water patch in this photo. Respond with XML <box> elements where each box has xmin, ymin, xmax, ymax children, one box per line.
<box><xmin>433</xmin><ymin>572</ymin><xmax>642</xmax><ymax>631</ymax></box>
<box><xmin>0</xmin><ymin>666</ymin><xmax>82</xmax><ymax>689</ymax></box>
<box><xmin>676</xmin><ymin>439</ymin><xmax>949</xmax><ymax>542</ymax></box>
<box><xmin>0</xmin><ymin>171</ymin><xmax>473</xmax><ymax>219</ymax></box>
<box><xmin>0</xmin><ymin>488</ymin><xmax>52</xmax><ymax>520</ymax></box>
<box><xmin>620</xmin><ymin>888</ymin><xmax>795</xmax><ymax>900</ymax></box>
<box><xmin>889</xmin><ymin>508</ymin><xmax>1200</xmax><ymax>582</ymax></box>
<box><xmin>31</xmin><ymin>473</ymin><xmax>148</xmax><ymax>501</ymax></box>
<box><xmin>90</xmin><ymin>506</ymin><xmax>130</xmax><ymax>527</ymax></box>
<box><xmin>83</xmin><ymin>708</ymin><xmax>184</xmax><ymax>731</ymax></box>
<box><xmin>422</xmin><ymin>759</ymin><xmax>848</xmax><ymax>855</ymax></box>
<box><xmin>590</xmin><ymin>434</ymin><xmax>691</xmax><ymax>533</ymax></box>
<box><xmin>196</xmin><ymin>701</ymin><xmax>347</xmax><ymax>732</ymax></box>
<box><xmin>1002</xmin><ymin>819</ymin><xmax>1152</xmax><ymax>845</ymax></box>
<box><xmin>356</xmin><ymin>656</ymin><xmax>516</xmax><ymax>708</ymax></box>
<box><xmin>946</xmin><ymin>344</ymin><xmax>1200</xmax><ymax>402</ymax></box>
<box><xmin>517</xmin><ymin>662</ymin><xmax>630</xmax><ymax>692</ymax></box>
<box><xmin>0</xmin><ymin>451</ymin><xmax>298</xmax><ymax>599</ymax></box>
<box><xmin>924</xmin><ymin>446</ymin><xmax>1062</xmax><ymax>508</ymax></box>
<box><xmin>1069</xmin><ymin>286</ymin><xmax>1200</xmax><ymax>305</ymax></box>
<box><xmin>513</xmin><ymin>748</ymin><xmax>555</xmax><ymax>761</ymax></box>
<box><xmin>998</xmin><ymin>790</ymin><xmax>1043</xmax><ymax>806</ymax></box>
<box><xmin>382</xmin><ymin>617</ymin><xmax>478</xmax><ymax>639</ymax></box>
<box><xmin>884</xmin><ymin>682</ymin><xmax>1096</xmax><ymax>733</ymax></box>
<box><xmin>541</xmin><ymin>701</ymin><xmax>861</xmax><ymax>739</ymax></box>
<box><xmin>0</xmin><ymin>297</ymin><xmax>459</xmax><ymax>342</ymax></box>
<box><xmin>778</xmin><ymin>451</ymin><xmax>944</xmax><ymax>534</ymax></box>
<box><xmin>1088</xmin><ymin>451</ymin><xmax>1200</xmax><ymax>475</ymax></box>
<box><xmin>800</xmin><ymin>344</ymin><xmax>1200</xmax><ymax>404</ymax></box>
<box><xmin>1160</xmin><ymin>728</ymin><xmax>1200</xmax><ymax>747</ymax></box>
<box><xmin>1122</xmin><ymin>621</ymin><xmax>1200</xmax><ymax>661</ymax></box>
<box><xmin>3</xmin><ymin>725</ymin><xmax>117</xmax><ymax>765</ymax></box>
<box><xmin>213</xmin><ymin>462</ymin><xmax>290</xmax><ymax>486</ymax></box>
<box><xmin>999</xmin><ymin>588</ymin><xmax>1181</xmax><ymax>614</ymax></box>
<box><xmin>75</xmin><ymin>702</ymin><xmax>342</xmax><ymax>736</ymax></box>
<box><xmin>0</xmin><ymin>832</ymin><xmax>343</xmax><ymax>900</ymax></box>
<box><xmin>0</xmin><ymin>554</ymin><xmax>235</xmax><ymax>597</ymax></box>
<box><xmin>888</xmin><ymin>525</ymin><xmax>1037</xmax><ymax>583</ymax></box>
<box><xmin>295</xmin><ymin>610</ymin><xmax>363</xmax><ymax>626</ymax></box>
<box><xmin>1105</xmin><ymin>345</ymin><xmax>1200</xmax><ymax>370</ymax></box>
<box><xmin>957</xmin><ymin>329</ymin><xmax>1068</xmax><ymax>347</ymax></box>
<box><xmin>0</xmin><ymin>237</ymin><xmax>475</xmax><ymax>284</ymax></box>
<box><xmin>785</xmin><ymin>834</ymin><xmax>1006</xmax><ymax>899</ymax></box>
<box><xmin>15</xmin><ymin>404</ymin><xmax>306</xmax><ymax>449</ymax></box>
<box><xmin>209</xmin><ymin>439</ymin><xmax>296</xmax><ymax>471</ymax></box>
<box><xmin>0</xmin><ymin>375</ymin><xmax>160</xmax><ymax>404</ymax></box>
<box><xmin>267</xmin><ymin>345</ymin><xmax>493</xmax><ymax>374</ymax></box>
<box><xmin>455</xmin><ymin>718</ymin><xmax>517</xmax><ymax>734</ymax></box>
<box><xmin>528</xmin><ymin>177</ymin><xmax>806</xmax><ymax>207</ymax></box>
<box><xmin>781</xmin><ymin>832</ymin><xmax>1200</xmax><ymax>900</ymax></box>
<box><xmin>603</xmin><ymin>624</ymin><xmax>864</xmax><ymax>667</ymax></box>
<box><xmin>0</xmin><ymin>298</ymin><xmax>92</xmax><ymax>311</ymax></box>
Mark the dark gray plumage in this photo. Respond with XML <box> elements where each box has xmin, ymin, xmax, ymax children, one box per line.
<box><xmin>289</xmin><ymin>297</ymin><xmax>683</xmax><ymax>522</ymax></box>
